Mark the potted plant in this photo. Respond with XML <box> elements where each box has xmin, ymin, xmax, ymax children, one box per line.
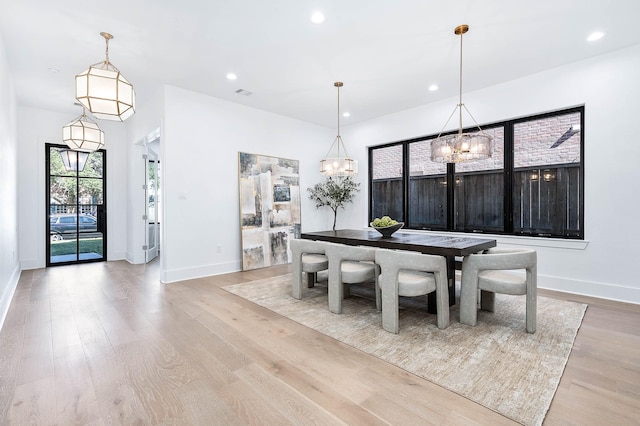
<box><xmin>308</xmin><ymin>176</ymin><xmax>360</xmax><ymax>231</ymax></box>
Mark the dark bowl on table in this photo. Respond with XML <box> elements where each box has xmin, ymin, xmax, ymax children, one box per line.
<box><xmin>371</xmin><ymin>222</ymin><xmax>404</xmax><ymax>238</ymax></box>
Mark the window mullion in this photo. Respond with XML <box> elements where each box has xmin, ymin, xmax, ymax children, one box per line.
<box><xmin>504</xmin><ymin>122</ymin><xmax>514</xmax><ymax>234</ymax></box>
<box><xmin>446</xmin><ymin>162</ymin><xmax>455</xmax><ymax>230</ymax></box>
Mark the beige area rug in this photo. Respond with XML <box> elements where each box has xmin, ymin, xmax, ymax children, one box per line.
<box><xmin>223</xmin><ymin>274</ymin><xmax>586</xmax><ymax>426</ymax></box>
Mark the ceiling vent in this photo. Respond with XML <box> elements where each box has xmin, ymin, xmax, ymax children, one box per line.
<box><xmin>235</xmin><ymin>89</ymin><xmax>253</xmax><ymax>96</ymax></box>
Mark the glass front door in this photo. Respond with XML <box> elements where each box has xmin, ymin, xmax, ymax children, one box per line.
<box><xmin>46</xmin><ymin>144</ymin><xmax>107</xmax><ymax>266</ymax></box>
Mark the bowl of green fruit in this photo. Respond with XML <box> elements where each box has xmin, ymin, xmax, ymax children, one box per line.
<box><xmin>370</xmin><ymin>216</ymin><xmax>404</xmax><ymax>237</ymax></box>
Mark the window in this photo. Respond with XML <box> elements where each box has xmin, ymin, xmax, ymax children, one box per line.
<box><xmin>407</xmin><ymin>139</ymin><xmax>446</xmax><ymax>229</ymax></box>
<box><xmin>370</xmin><ymin>144</ymin><xmax>404</xmax><ymax>222</ymax></box>
<box><xmin>369</xmin><ymin>106</ymin><xmax>584</xmax><ymax>239</ymax></box>
<box><xmin>512</xmin><ymin>111</ymin><xmax>582</xmax><ymax>237</ymax></box>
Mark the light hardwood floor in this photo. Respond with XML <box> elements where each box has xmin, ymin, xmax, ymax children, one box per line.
<box><xmin>0</xmin><ymin>260</ymin><xmax>639</xmax><ymax>425</ymax></box>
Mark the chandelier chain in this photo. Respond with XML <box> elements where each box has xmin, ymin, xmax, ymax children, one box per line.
<box><xmin>105</xmin><ymin>37</ymin><xmax>110</xmax><ymax>64</ymax></box>
<box><xmin>458</xmin><ymin>27</ymin><xmax>463</xmax><ymax>135</ymax></box>
<box><xmin>337</xmin><ymin>83</ymin><xmax>341</xmax><ymax>157</ymax></box>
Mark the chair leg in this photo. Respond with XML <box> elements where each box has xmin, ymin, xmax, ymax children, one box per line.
<box><xmin>328</xmin><ymin>266</ymin><xmax>343</xmax><ymax>314</ymax></box>
<box><xmin>381</xmin><ymin>287</ymin><xmax>400</xmax><ymax>334</ymax></box>
<box><xmin>435</xmin><ymin>288</ymin><xmax>450</xmax><ymax>330</ymax></box>
<box><xmin>480</xmin><ymin>290</ymin><xmax>495</xmax><ymax>312</ymax></box>
<box><xmin>526</xmin><ymin>290</ymin><xmax>536</xmax><ymax>333</ymax></box>
<box><xmin>459</xmin><ymin>275</ymin><xmax>478</xmax><ymax>326</ymax></box>
<box><xmin>306</xmin><ymin>272</ymin><xmax>316</xmax><ymax>288</ymax></box>
<box><xmin>292</xmin><ymin>256</ymin><xmax>303</xmax><ymax>300</ymax></box>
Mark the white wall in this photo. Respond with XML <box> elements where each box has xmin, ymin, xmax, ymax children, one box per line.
<box><xmin>0</xmin><ymin>31</ymin><xmax>20</xmax><ymax>329</ymax></box>
<box><xmin>343</xmin><ymin>44</ymin><xmax>640</xmax><ymax>304</ymax></box>
<box><xmin>124</xmin><ymin>88</ymin><xmax>164</xmax><ymax>265</ymax></box>
<box><xmin>160</xmin><ymin>85</ymin><xmax>339</xmax><ymax>282</ymax></box>
<box><xmin>17</xmin><ymin>107</ymin><xmax>129</xmax><ymax>269</ymax></box>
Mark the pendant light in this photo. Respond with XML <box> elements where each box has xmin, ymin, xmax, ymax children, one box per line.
<box><xmin>431</xmin><ymin>25</ymin><xmax>492</xmax><ymax>163</ymax></box>
<box><xmin>60</xmin><ymin>149</ymin><xmax>90</xmax><ymax>172</ymax></box>
<box><xmin>62</xmin><ymin>106</ymin><xmax>105</xmax><ymax>152</ymax></box>
<box><xmin>320</xmin><ymin>82</ymin><xmax>357</xmax><ymax>177</ymax></box>
<box><xmin>75</xmin><ymin>32</ymin><xmax>135</xmax><ymax>121</ymax></box>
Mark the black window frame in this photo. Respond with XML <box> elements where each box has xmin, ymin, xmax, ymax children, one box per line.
<box><xmin>368</xmin><ymin>106</ymin><xmax>585</xmax><ymax>239</ymax></box>
<box><xmin>46</xmin><ymin>143</ymin><xmax>108</xmax><ymax>266</ymax></box>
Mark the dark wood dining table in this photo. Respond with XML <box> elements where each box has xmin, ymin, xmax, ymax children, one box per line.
<box><xmin>301</xmin><ymin>229</ymin><xmax>497</xmax><ymax>313</ymax></box>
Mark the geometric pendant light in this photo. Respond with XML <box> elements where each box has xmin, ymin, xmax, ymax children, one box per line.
<box><xmin>59</xmin><ymin>149</ymin><xmax>90</xmax><ymax>172</ymax></box>
<box><xmin>431</xmin><ymin>25</ymin><xmax>492</xmax><ymax>163</ymax></box>
<box><xmin>62</xmin><ymin>107</ymin><xmax>105</xmax><ymax>152</ymax></box>
<box><xmin>320</xmin><ymin>82</ymin><xmax>357</xmax><ymax>177</ymax></box>
<box><xmin>75</xmin><ymin>32</ymin><xmax>135</xmax><ymax>121</ymax></box>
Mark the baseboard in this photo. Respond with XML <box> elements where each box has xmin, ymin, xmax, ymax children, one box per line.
<box><xmin>125</xmin><ymin>250</ymin><xmax>146</xmax><ymax>265</ymax></box>
<box><xmin>539</xmin><ymin>274</ymin><xmax>640</xmax><ymax>305</ymax></box>
<box><xmin>20</xmin><ymin>258</ymin><xmax>41</xmax><ymax>270</ymax></box>
<box><xmin>0</xmin><ymin>263</ymin><xmax>21</xmax><ymax>332</ymax></box>
<box><xmin>108</xmin><ymin>251</ymin><xmax>126</xmax><ymax>261</ymax></box>
<box><xmin>161</xmin><ymin>260</ymin><xmax>242</xmax><ymax>284</ymax></box>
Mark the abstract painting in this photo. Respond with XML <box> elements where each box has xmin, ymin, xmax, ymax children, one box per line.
<box><xmin>238</xmin><ymin>152</ymin><xmax>301</xmax><ymax>270</ymax></box>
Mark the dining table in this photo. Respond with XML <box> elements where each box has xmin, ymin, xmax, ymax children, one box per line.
<box><xmin>301</xmin><ymin>229</ymin><xmax>497</xmax><ymax>313</ymax></box>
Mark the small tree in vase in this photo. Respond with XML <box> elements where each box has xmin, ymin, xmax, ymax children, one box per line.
<box><xmin>308</xmin><ymin>176</ymin><xmax>360</xmax><ymax>231</ymax></box>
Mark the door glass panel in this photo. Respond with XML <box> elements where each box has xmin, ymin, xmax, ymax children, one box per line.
<box><xmin>148</xmin><ymin>159</ymin><xmax>157</xmax><ymax>223</ymax></box>
<box><xmin>145</xmin><ymin>152</ymin><xmax>159</xmax><ymax>263</ymax></box>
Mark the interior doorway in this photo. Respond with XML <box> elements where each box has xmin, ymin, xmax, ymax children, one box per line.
<box><xmin>46</xmin><ymin>144</ymin><xmax>107</xmax><ymax>266</ymax></box>
<box><xmin>145</xmin><ymin>140</ymin><xmax>160</xmax><ymax>263</ymax></box>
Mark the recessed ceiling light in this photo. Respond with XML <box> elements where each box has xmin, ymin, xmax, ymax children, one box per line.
<box><xmin>342</xmin><ymin>112</ymin><xmax>350</xmax><ymax>118</ymax></box>
<box><xmin>587</xmin><ymin>31</ymin><xmax>605</xmax><ymax>42</ymax></box>
<box><xmin>311</xmin><ymin>11</ymin><xmax>325</xmax><ymax>24</ymax></box>
<box><xmin>428</xmin><ymin>84</ymin><xmax>439</xmax><ymax>91</ymax></box>
<box><xmin>226</xmin><ymin>73</ymin><xmax>238</xmax><ymax>80</ymax></box>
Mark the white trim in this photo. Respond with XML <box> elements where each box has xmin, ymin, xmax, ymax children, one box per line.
<box><xmin>381</xmin><ymin>228</ymin><xmax>589</xmax><ymax>250</ymax></box>
<box><xmin>0</xmin><ymin>264</ymin><xmax>20</xmax><ymax>332</ymax></box>
<box><xmin>493</xmin><ymin>235</ymin><xmax>588</xmax><ymax>250</ymax></box>
<box><xmin>125</xmin><ymin>250</ymin><xmax>146</xmax><ymax>264</ymax></box>
<box><xmin>539</xmin><ymin>274</ymin><xmax>640</xmax><ymax>305</ymax></box>
<box><xmin>20</xmin><ymin>258</ymin><xmax>42</xmax><ymax>270</ymax></box>
<box><xmin>161</xmin><ymin>260</ymin><xmax>242</xmax><ymax>284</ymax></box>
<box><xmin>108</xmin><ymin>251</ymin><xmax>126</xmax><ymax>261</ymax></box>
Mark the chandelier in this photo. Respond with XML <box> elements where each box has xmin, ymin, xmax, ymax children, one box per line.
<box><xmin>75</xmin><ymin>32</ymin><xmax>135</xmax><ymax>121</ymax></box>
<box><xmin>59</xmin><ymin>149</ymin><xmax>90</xmax><ymax>172</ymax></box>
<box><xmin>320</xmin><ymin>82</ymin><xmax>357</xmax><ymax>177</ymax></box>
<box><xmin>62</xmin><ymin>107</ymin><xmax>105</xmax><ymax>152</ymax></box>
<box><xmin>431</xmin><ymin>25</ymin><xmax>492</xmax><ymax>163</ymax></box>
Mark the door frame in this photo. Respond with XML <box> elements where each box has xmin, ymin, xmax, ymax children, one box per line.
<box><xmin>45</xmin><ymin>143</ymin><xmax>108</xmax><ymax>266</ymax></box>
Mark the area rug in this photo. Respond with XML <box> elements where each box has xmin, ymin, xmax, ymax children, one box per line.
<box><xmin>223</xmin><ymin>274</ymin><xmax>586</xmax><ymax>426</ymax></box>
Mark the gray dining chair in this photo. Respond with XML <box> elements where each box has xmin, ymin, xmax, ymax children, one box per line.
<box><xmin>375</xmin><ymin>248</ymin><xmax>449</xmax><ymax>333</ymax></box>
<box><xmin>291</xmin><ymin>239</ymin><xmax>329</xmax><ymax>300</ymax></box>
<box><xmin>325</xmin><ymin>242</ymin><xmax>380</xmax><ymax>314</ymax></box>
<box><xmin>460</xmin><ymin>248</ymin><xmax>537</xmax><ymax>333</ymax></box>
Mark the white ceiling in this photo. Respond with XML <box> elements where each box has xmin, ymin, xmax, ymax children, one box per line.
<box><xmin>1</xmin><ymin>0</ymin><xmax>639</xmax><ymax>128</ymax></box>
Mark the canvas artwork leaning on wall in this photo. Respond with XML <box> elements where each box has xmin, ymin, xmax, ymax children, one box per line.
<box><xmin>238</xmin><ymin>152</ymin><xmax>301</xmax><ymax>271</ymax></box>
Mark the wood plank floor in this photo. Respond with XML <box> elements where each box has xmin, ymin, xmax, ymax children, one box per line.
<box><xmin>0</xmin><ymin>260</ymin><xmax>639</xmax><ymax>425</ymax></box>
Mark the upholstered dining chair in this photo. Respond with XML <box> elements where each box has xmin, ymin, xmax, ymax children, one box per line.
<box><xmin>291</xmin><ymin>239</ymin><xmax>329</xmax><ymax>300</ymax></box>
<box><xmin>325</xmin><ymin>243</ymin><xmax>380</xmax><ymax>314</ymax></box>
<box><xmin>460</xmin><ymin>248</ymin><xmax>537</xmax><ymax>333</ymax></box>
<box><xmin>375</xmin><ymin>248</ymin><xmax>449</xmax><ymax>333</ymax></box>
